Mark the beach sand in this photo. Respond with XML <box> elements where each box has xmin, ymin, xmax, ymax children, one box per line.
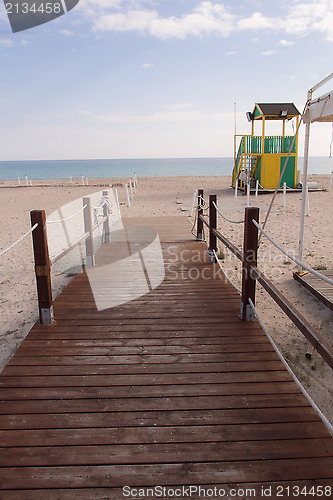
<box><xmin>0</xmin><ymin>174</ymin><xmax>332</xmax><ymax>424</ymax></box>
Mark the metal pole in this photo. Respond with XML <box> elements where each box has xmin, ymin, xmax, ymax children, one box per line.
<box><xmin>283</xmin><ymin>182</ymin><xmax>286</xmax><ymax>208</ymax></box>
<box><xmin>298</xmin><ymin>90</ymin><xmax>312</xmax><ymax>271</ymax></box>
<box><xmin>83</xmin><ymin>197</ymin><xmax>95</xmax><ymax>266</ymax></box>
<box><xmin>125</xmin><ymin>184</ymin><xmax>131</xmax><ymax>207</ymax></box>
<box><xmin>235</xmin><ymin>178</ymin><xmax>238</xmax><ymax>199</ymax></box>
<box><xmin>102</xmin><ymin>190</ymin><xmax>110</xmax><ymax>243</ymax></box>
<box><xmin>306</xmin><ymin>185</ymin><xmax>310</xmax><ymax>217</ymax></box>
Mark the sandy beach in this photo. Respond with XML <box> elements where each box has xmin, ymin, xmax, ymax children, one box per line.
<box><xmin>0</xmin><ymin>174</ymin><xmax>332</xmax><ymax>425</ymax></box>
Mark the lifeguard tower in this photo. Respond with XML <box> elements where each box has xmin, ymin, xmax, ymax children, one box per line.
<box><xmin>232</xmin><ymin>103</ymin><xmax>301</xmax><ymax>190</ymax></box>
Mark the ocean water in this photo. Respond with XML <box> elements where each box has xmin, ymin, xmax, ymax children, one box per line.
<box><xmin>0</xmin><ymin>157</ymin><xmax>332</xmax><ymax>181</ymax></box>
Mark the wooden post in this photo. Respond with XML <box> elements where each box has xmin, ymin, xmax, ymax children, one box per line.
<box><xmin>30</xmin><ymin>210</ymin><xmax>54</xmax><ymax>325</ymax></box>
<box><xmin>235</xmin><ymin>178</ymin><xmax>238</xmax><ymax>199</ymax></box>
<box><xmin>329</xmin><ymin>172</ymin><xmax>333</xmax><ymax>192</ymax></box>
<box><xmin>209</xmin><ymin>194</ymin><xmax>217</xmax><ymax>262</ymax></box>
<box><xmin>240</xmin><ymin>206</ymin><xmax>259</xmax><ymax>321</ymax></box>
<box><xmin>196</xmin><ymin>189</ymin><xmax>204</xmax><ymax>241</ymax></box>
<box><xmin>83</xmin><ymin>197</ymin><xmax>95</xmax><ymax>266</ymax></box>
<box><xmin>102</xmin><ymin>190</ymin><xmax>110</xmax><ymax>243</ymax></box>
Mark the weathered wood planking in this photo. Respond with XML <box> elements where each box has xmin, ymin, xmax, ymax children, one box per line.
<box><xmin>294</xmin><ymin>270</ymin><xmax>333</xmax><ymax>310</ymax></box>
<box><xmin>0</xmin><ymin>216</ymin><xmax>332</xmax><ymax>498</ymax></box>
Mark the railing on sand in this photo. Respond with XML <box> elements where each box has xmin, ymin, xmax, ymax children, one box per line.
<box><xmin>196</xmin><ymin>189</ymin><xmax>333</xmax><ymax>371</ymax></box>
<box><xmin>30</xmin><ymin>190</ymin><xmax>114</xmax><ymax>325</ymax></box>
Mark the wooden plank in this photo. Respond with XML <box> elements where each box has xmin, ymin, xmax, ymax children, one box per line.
<box><xmin>7</xmin><ymin>352</ymin><xmax>280</xmax><ymax>366</ymax></box>
<box><xmin>18</xmin><ymin>335</ymin><xmax>268</xmax><ymax>348</ymax></box>
<box><xmin>0</xmin><ymin>406</ymin><xmax>318</xmax><ymax>427</ymax></box>
<box><xmin>2</xmin><ymin>482</ymin><xmax>333</xmax><ymax>500</ymax></box>
<box><xmin>1</xmin><ymin>421</ymin><xmax>330</xmax><ymax>447</ymax></box>
<box><xmin>1</xmin><ymin>458</ymin><xmax>333</xmax><ymax>489</ymax></box>
<box><xmin>13</xmin><ymin>344</ymin><xmax>276</xmax><ymax>356</ymax></box>
<box><xmin>0</xmin><ymin>360</ymin><xmax>284</xmax><ymax>377</ymax></box>
<box><xmin>1</xmin><ymin>439</ymin><xmax>332</xmax><ymax>467</ymax></box>
<box><xmin>0</xmin><ymin>370</ymin><xmax>291</xmax><ymax>388</ymax></box>
<box><xmin>294</xmin><ymin>271</ymin><xmax>333</xmax><ymax>310</ymax></box>
<box><xmin>0</xmin><ymin>380</ymin><xmax>297</xmax><ymax>400</ymax></box>
<box><xmin>1</xmin><ymin>215</ymin><xmax>332</xmax><ymax>495</ymax></box>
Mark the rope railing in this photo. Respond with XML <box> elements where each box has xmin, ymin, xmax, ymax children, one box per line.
<box><xmin>252</xmin><ymin>219</ymin><xmax>333</xmax><ymax>286</ymax></box>
<box><xmin>213</xmin><ymin>249</ymin><xmax>241</xmax><ymax>294</ymax></box>
<box><xmin>195</xmin><ymin>189</ymin><xmax>333</xmax><ymax>370</ymax></box>
<box><xmin>46</xmin><ymin>205</ymin><xmax>87</xmax><ymax>224</ymax></box>
<box><xmin>248</xmin><ymin>297</ymin><xmax>333</xmax><ymax>434</ymax></box>
<box><xmin>50</xmin><ymin>231</ymin><xmax>90</xmax><ymax>266</ymax></box>
<box><xmin>0</xmin><ymin>223</ymin><xmax>38</xmax><ymax>257</ymax></box>
<box><xmin>198</xmin><ymin>195</ymin><xmax>209</xmax><ymax>210</ymax></box>
<box><xmin>212</xmin><ymin>201</ymin><xmax>244</xmax><ymax>224</ymax></box>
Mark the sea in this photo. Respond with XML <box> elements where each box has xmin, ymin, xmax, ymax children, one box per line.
<box><xmin>0</xmin><ymin>157</ymin><xmax>332</xmax><ymax>181</ymax></box>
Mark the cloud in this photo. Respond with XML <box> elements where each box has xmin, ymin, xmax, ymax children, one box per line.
<box><xmin>0</xmin><ymin>38</ymin><xmax>14</xmax><ymax>48</ymax></box>
<box><xmin>237</xmin><ymin>12</ymin><xmax>276</xmax><ymax>31</ymax></box>
<box><xmin>142</xmin><ymin>63</ymin><xmax>154</xmax><ymax>68</ymax></box>
<box><xmin>279</xmin><ymin>39</ymin><xmax>294</xmax><ymax>46</ymax></box>
<box><xmin>60</xmin><ymin>29</ymin><xmax>75</xmax><ymax>36</ymax></box>
<box><xmin>75</xmin><ymin>1</ymin><xmax>333</xmax><ymax>43</ymax></box>
<box><xmin>261</xmin><ymin>50</ymin><xmax>275</xmax><ymax>56</ymax></box>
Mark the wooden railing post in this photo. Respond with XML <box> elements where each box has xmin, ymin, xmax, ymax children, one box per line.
<box><xmin>30</xmin><ymin>210</ymin><xmax>54</xmax><ymax>325</ymax></box>
<box><xmin>102</xmin><ymin>190</ymin><xmax>110</xmax><ymax>243</ymax></box>
<box><xmin>83</xmin><ymin>197</ymin><xmax>95</xmax><ymax>267</ymax></box>
<box><xmin>240</xmin><ymin>206</ymin><xmax>259</xmax><ymax>321</ymax></box>
<box><xmin>196</xmin><ymin>189</ymin><xmax>204</xmax><ymax>241</ymax></box>
<box><xmin>208</xmin><ymin>194</ymin><xmax>217</xmax><ymax>262</ymax></box>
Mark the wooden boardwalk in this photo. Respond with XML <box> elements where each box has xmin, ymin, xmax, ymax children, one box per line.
<box><xmin>0</xmin><ymin>216</ymin><xmax>332</xmax><ymax>499</ymax></box>
<box><xmin>294</xmin><ymin>270</ymin><xmax>333</xmax><ymax>311</ymax></box>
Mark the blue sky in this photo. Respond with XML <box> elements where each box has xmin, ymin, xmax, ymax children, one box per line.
<box><xmin>0</xmin><ymin>0</ymin><xmax>333</xmax><ymax>160</ymax></box>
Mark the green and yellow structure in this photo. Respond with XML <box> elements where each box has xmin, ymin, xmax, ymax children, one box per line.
<box><xmin>232</xmin><ymin>103</ymin><xmax>301</xmax><ymax>190</ymax></box>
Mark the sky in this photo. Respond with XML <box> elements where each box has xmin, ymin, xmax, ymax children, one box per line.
<box><xmin>0</xmin><ymin>0</ymin><xmax>333</xmax><ymax>160</ymax></box>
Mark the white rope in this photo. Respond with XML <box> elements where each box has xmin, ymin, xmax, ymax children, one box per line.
<box><xmin>198</xmin><ymin>195</ymin><xmax>209</xmax><ymax>211</ymax></box>
<box><xmin>213</xmin><ymin>249</ymin><xmax>241</xmax><ymax>294</ymax></box>
<box><xmin>248</xmin><ymin>298</ymin><xmax>333</xmax><ymax>435</ymax></box>
<box><xmin>47</xmin><ymin>205</ymin><xmax>87</xmax><ymax>224</ymax></box>
<box><xmin>253</xmin><ymin>219</ymin><xmax>333</xmax><ymax>286</ymax></box>
<box><xmin>212</xmin><ymin>201</ymin><xmax>244</xmax><ymax>224</ymax></box>
<box><xmin>0</xmin><ymin>224</ymin><xmax>38</xmax><ymax>257</ymax></box>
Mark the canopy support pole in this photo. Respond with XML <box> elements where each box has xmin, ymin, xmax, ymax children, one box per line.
<box><xmin>298</xmin><ymin>90</ymin><xmax>312</xmax><ymax>271</ymax></box>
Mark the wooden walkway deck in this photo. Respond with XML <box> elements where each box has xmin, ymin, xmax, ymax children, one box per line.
<box><xmin>294</xmin><ymin>270</ymin><xmax>333</xmax><ymax>311</ymax></box>
<box><xmin>0</xmin><ymin>216</ymin><xmax>332</xmax><ymax>499</ymax></box>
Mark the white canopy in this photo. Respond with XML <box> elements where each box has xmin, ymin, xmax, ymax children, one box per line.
<box><xmin>303</xmin><ymin>90</ymin><xmax>333</xmax><ymax>123</ymax></box>
<box><xmin>298</xmin><ymin>72</ymin><xmax>333</xmax><ymax>268</ymax></box>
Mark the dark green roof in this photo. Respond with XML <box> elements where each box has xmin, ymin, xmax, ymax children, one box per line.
<box><xmin>254</xmin><ymin>103</ymin><xmax>300</xmax><ymax>119</ymax></box>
